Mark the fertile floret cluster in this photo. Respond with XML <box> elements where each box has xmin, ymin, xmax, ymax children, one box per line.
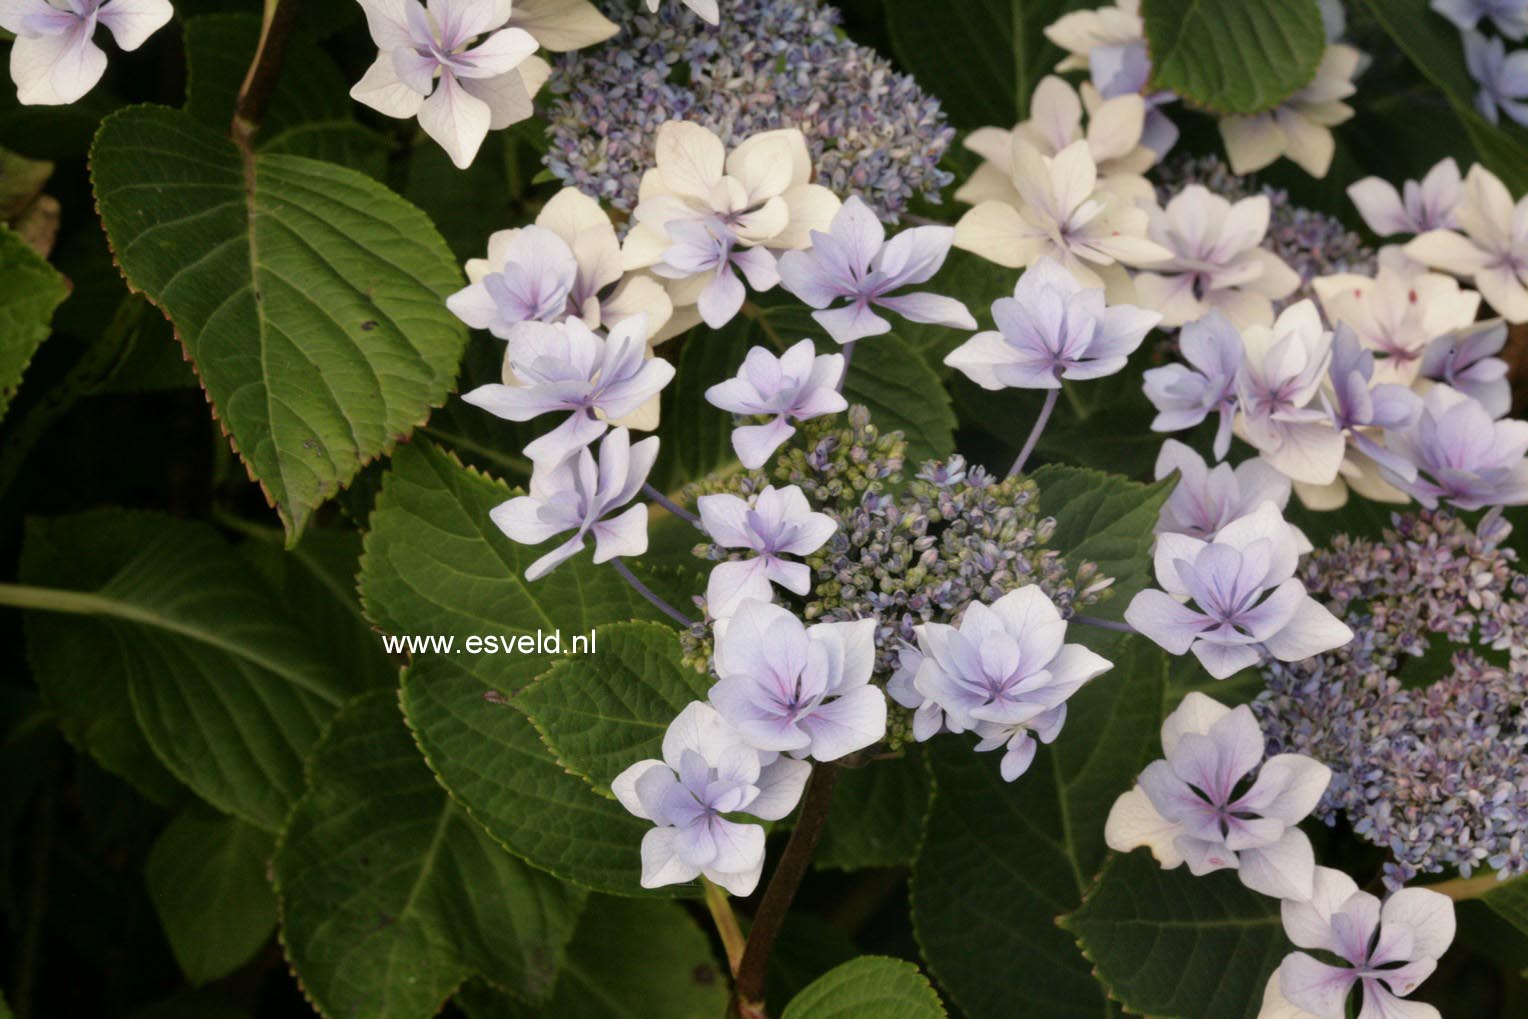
<box><xmin>542</xmin><ymin>0</ymin><xmax>955</xmax><ymax>221</ymax></box>
<box><xmin>1254</xmin><ymin>509</ymin><xmax>1528</xmax><ymax>887</ymax></box>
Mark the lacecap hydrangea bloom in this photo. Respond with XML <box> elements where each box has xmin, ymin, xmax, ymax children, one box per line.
<box><xmin>543</xmin><ymin>0</ymin><xmax>954</xmax><ymax>222</ymax></box>
<box><xmin>696</xmin><ymin>484</ymin><xmax>837</xmax><ymax>619</ymax></box>
<box><xmin>704</xmin><ymin>339</ymin><xmax>847</xmax><ymax>469</ymax></box>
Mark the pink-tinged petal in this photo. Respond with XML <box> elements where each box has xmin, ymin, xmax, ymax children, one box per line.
<box><xmin>1280</xmin><ymin>951</ymin><xmax>1357</xmax><ymax>1019</ymax></box>
<box><xmin>524</xmin><ymin>535</ymin><xmax>587</xmax><ymax>581</ymax></box>
<box><xmin>1160</xmin><ymin>691</ymin><xmax>1233</xmax><ymax>756</ymax></box>
<box><xmin>877</xmin><ymin>224</ymin><xmax>955</xmax><ymax>288</ymax></box>
<box><xmin>354</xmin><ymin>0</ymin><xmax>415</xmax><ymax>50</ymax></box>
<box><xmin>731</xmin><ymin>417</ymin><xmax>795</xmax><ymax>470</ymax></box>
<box><xmin>611</xmin><ymin>759</ymin><xmax>672</xmax><ymax>821</ymax></box>
<box><xmin>97</xmin><ymin>0</ymin><xmax>174</xmax><ymax>51</ymax></box>
<box><xmin>418</xmin><ymin>72</ymin><xmax>493</xmax><ymax>169</ymax></box>
<box><xmin>705</xmin><ymin>559</ymin><xmax>774</xmax><ymax>619</ymax></box>
<box><xmin>1238</xmin><ymin>752</ymin><xmax>1330</xmax><ymax>824</ymax></box>
<box><xmin>813</xmin><ymin>301</ymin><xmax>891</xmax><ymax>344</ymax></box>
<box><xmin>453</xmin><ymin>26</ymin><xmax>538</xmax><ymax>79</ymax></box>
<box><xmin>11</xmin><ymin>25</ymin><xmax>107</xmax><ymax>105</ymax></box>
<box><xmin>875</xmin><ymin>291</ymin><xmax>978</xmax><ymax>330</ymax></box>
<box><xmin>796</xmin><ymin>685</ymin><xmax>887</xmax><ymax>761</ymax></box>
<box><xmin>1379</xmin><ymin>888</ymin><xmax>1456</xmax><ymax>962</ymax></box>
<box><xmin>1104</xmin><ymin>786</ymin><xmax>1186</xmax><ymax>867</ymax></box>
<box><xmin>1348</xmin><ymin>178</ymin><xmax>1410</xmax><ymax>236</ymax></box>
<box><xmin>750</xmin><ymin>756</ymin><xmax>811</xmax><ymax>821</ymax></box>
<box><xmin>1356</xmin><ymin>986</ymin><xmax>1439</xmax><ymax>1019</ymax></box>
<box><xmin>1237</xmin><ymin>829</ymin><xmax>1317</xmax><ymax>900</ymax></box>
<box><xmin>697</xmin><ymin>265</ymin><xmax>746</xmax><ymax>328</ymax></box>
<box><xmin>458</xmin><ymin>64</ymin><xmax>540</xmax><ymax>131</ymax></box>
<box><xmin>1260</xmin><ymin>596</ymin><xmax>1353</xmax><ymax>661</ymax></box>
<box><xmin>639</xmin><ymin>826</ymin><xmax>702</xmax><ymax>889</ymax></box>
<box><xmin>776</xmin><ymin>248</ymin><xmax>843</xmax><ymax>309</ymax></box>
<box><xmin>589</xmin><ymin>503</ymin><xmax>648</xmax><ymax>564</ymax></box>
<box><xmin>1191</xmin><ymin>638</ymin><xmax>1263</xmax><ymax>678</ymax></box>
<box><xmin>1125</xmin><ymin>589</ymin><xmax>1209</xmax><ymax>654</ymax></box>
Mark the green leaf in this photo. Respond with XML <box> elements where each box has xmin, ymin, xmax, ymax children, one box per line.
<box><xmin>0</xmin><ymin>224</ymin><xmax>69</xmax><ymax>421</ymax></box>
<box><xmin>90</xmin><ymin>105</ymin><xmax>467</xmax><ymax>539</ymax></box>
<box><xmin>518</xmin><ymin>622</ymin><xmax>710</xmax><ymax>792</ymax></box>
<box><xmin>911</xmin><ymin>637</ymin><xmax>1167</xmax><ymax>1019</ymax></box>
<box><xmin>1362</xmin><ymin>0</ymin><xmax>1528</xmax><ymax>193</ymax></box>
<box><xmin>16</xmin><ymin>510</ymin><xmax>370</xmax><ymax>827</ymax></box>
<box><xmin>274</xmin><ymin>691</ymin><xmax>585</xmax><ymax>1019</ymax></box>
<box><xmin>1034</xmin><ymin>464</ymin><xmax>1175</xmax><ymax>627</ymax></box>
<box><xmin>782</xmin><ymin>956</ymin><xmax>947</xmax><ymax>1019</ymax></box>
<box><xmin>1481</xmin><ymin>874</ymin><xmax>1528</xmax><ymax>940</ymax></box>
<box><xmin>844</xmin><ymin>333</ymin><xmax>957</xmax><ymax>464</ymax></box>
<box><xmin>1061</xmin><ymin>854</ymin><xmax>1286</xmax><ymax>1019</ymax></box>
<box><xmin>456</xmin><ymin>896</ymin><xmax>730</xmax><ymax>1019</ymax></box>
<box><xmin>183</xmin><ymin>14</ymin><xmax>388</xmax><ymax>177</ymax></box>
<box><xmin>1141</xmin><ymin>0</ymin><xmax>1325</xmax><ymax>115</ymax></box>
<box><xmin>146</xmin><ymin>809</ymin><xmax>276</xmax><ymax>985</ymax></box>
<box><xmin>816</xmin><ymin>751</ymin><xmax>932</xmax><ymax>871</ymax></box>
<box><xmin>884</xmin><ymin>0</ymin><xmax>1087</xmax><ymax>128</ymax></box>
<box><xmin>358</xmin><ymin>441</ymin><xmax>685</xmax><ymax>894</ymax></box>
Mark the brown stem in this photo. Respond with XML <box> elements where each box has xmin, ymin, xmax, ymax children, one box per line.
<box><xmin>730</xmin><ymin>762</ymin><xmax>841</xmax><ymax>1018</ymax></box>
<box><xmin>231</xmin><ymin>0</ymin><xmax>302</xmax><ymax>148</ymax></box>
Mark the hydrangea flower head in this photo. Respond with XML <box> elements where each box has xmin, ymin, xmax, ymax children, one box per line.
<box><xmin>943</xmin><ymin>256</ymin><xmax>1161</xmax><ymax>390</ymax></box>
<box><xmin>1154</xmin><ymin>439</ymin><xmax>1295</xmax><ymax>543</ymax></box>
<box><xmin>709</xmin><ymin>599</ymin><xmax>886</xmax><ymax>762</ymax></box>
<box><xmin>1234</xmin><ymin>300</ymin><xmax>1346</xmax><ymax>487</ymax></box>
<box><xmin>910</xmin><ymin>585</ymin><xmax>1112</xmax><ymax>779</ymax></box>
<box><xmin>1259</xmin><ymin>866</ymin><xmax>1455</xmax><ymax>1019</ymax></box>
<box><xmin>1347</xmin><ymin>158</ymin><xmax>1462</xmax><ymax>236</ymax></box>
<box><xmin>612</xmin><ymin>701</ymin><xmax>811</xmax><ymax>895</ymax></box>
<box><xmin>704</xmin><ymin>339</ymin><xmax>848</xmax><ymax>468</ymax></box>
<box><xmin>447</xmin><ymin>188</ymin><xmax>672</xmax><ymax>341</ymax></box>
<box><xmin>1134</xmin><ymin>185</ymin><xmax>1301</xmax><ymax>329</ymax></box>
<box><xmin>1105</xmin><ymin>692</ymin><xmax>1331</xmax><ymax>900</ymax></box>
<box><xmin>697</xmin><ymin>485</ymin><xmax>837</xmax><ymax>619</ymax></box>
<box><xmin>777</xmin><ymin>197</ymin><xmax>976</xmax><ymax>344</ymax></box>
<box><xmin>1126</xmin><ymin>502</ymin><xmax>1353</xmax><ymax>678</ymax></box>
<box><xmin>953</xmin><ymin>139</ymin><xmax>1171</xmax><ymax>285</ymax></box>
<box><xmin>491</xmin><ymin>427</ymin><xmax>658</xmax><ymax>579</ymax></box>
<box><xmin>351</xmin><ymin>0</ymin><xmax>542</xmax><ymax>169</ymax></box>
<box><xmin>544</xmin><ymin>0</ymin><xmax>954</xmax><ymax>222</ymax></box>
<box><xmin>0</xmin><ymin>0</ymin><xmax>173</xmax><ymax>106</ymax></box>
<box><xmin>1383</xmin><ymin>383</ymin><xmax>1528</xmax><ymax>509</ymax></box>
<box><xmin>462</xmin><ymin>315</ymin><xmax>675</xmax><ymax>466</ymax></box>
<box><xmin>1142</xmin><ymin>309</ymin><xmax>1244</xmax><ymax>459</ymax></box>
<box><xmin>1405</xmin><ymin>162</ymin><xmax>1528</xmax><ymax>321</ymax></box>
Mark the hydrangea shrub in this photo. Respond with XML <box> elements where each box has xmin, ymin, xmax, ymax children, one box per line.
<box><xmin>0</xmin><ymin>2</ymin><xmax>1526</xmax><ymax>1018</ymax></box>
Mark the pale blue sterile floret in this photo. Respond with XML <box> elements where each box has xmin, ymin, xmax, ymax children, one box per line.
<box><xmin>1126</xmin><ymin>502</ymin><xmax>1353</xmax><ymax>680</ymax></box>
<box><xmin>612</xmin><ymin>700</ymin><xmax>812</xmax><ymax>895</ymax></box>
<box><xmin>1153</xmin><ymin>439</ymin><xmax>1297</xmax><ymax>543</ymax></box>
<box><xmin>777</xmin><ymin>196</ymin><xmax>977</xmax><ymax>345</ymax></box>
<box><xmin>1142</xmin><ymin>309</ymin><xmax>1244</xmax><ymax>460</ymax></box>
<box><xmin>696</xmin><ymin>484</ymin><xmax>837</xmax><ymax>619</ymax></box>
<box><xmin>462</xmin><ymin>315</ymin><xmax>674</xmax><ymax>466</ymax></box>
<box><xmin>704</xmin><ymin>339</ymin><xmax>848</xmax><ymax>469</ymax></box>
<box><xmin>1383</xmin><ymin>384</ymin><xmax>1528</xmax><ymax>510</ymax></box>
<box><xmin>490</xmin><ymin>427</ymin><xmax>658</xmax><ymax>580</ymax></box>
<box><xmin>709</xmin><ymin>598</ymin><xmax>887</xmax><ymax>762</ymax></box>
<box><xmin>904</xmin><ymin>586</ymin><xmax>1112</xmax><ymax>781</ymax></box>
<box><xmin>1433</xmin><ymin>0</ymin><xmax>1528</xmax><ymax>40</ymax></box>
<box><xmin>1322</xmin><ymin>324</ymin><xmax>1423</xmax><ymax>482</ymax></box>
<box><xmin>1420</xmin><ymin>319</ymin><xmax>1513</xmax><ymax>418</ymax></box>
<box><xmin>943</xmin><ymin>256</ymin><xmax>1160</xmax><ymax>391</ymax></box>
<box><xmin>1464</xmin><ymin>28</ymin><xmax>1528</xmax><ymax>127</ymax></box>
<box><xmin>1105</xmin><ymin>692</ymin><xmax>1332</xmax><ymax>901</ymax></box>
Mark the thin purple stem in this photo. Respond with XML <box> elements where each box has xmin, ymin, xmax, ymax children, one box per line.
<box><xmin>643</xmin><ymin>482</ymin><xmax>702</xmax><ymax>527</ymax></box>
<box><xmin>835</xmin><ymin>341</ymin><xmax>856</xmax><ymax>394</ymax></box>
<box><xmin>1071</xmin><ymin>614</ymin><xmax>1135</xmax><ymax>634</ymax></box>
<box><xmin>611</xmin><ymin>558</ymin><xmax>696</xmax><ymax>627</ymax></box>
<box><xmin>1008</xmin><ymin>387</ymin><xmax>1059</xmax><ymax>477</ymax></box>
